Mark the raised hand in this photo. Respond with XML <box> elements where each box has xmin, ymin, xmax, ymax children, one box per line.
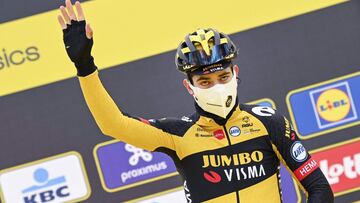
<box><xmin>57</xmin><ymin>0</ymin><xmax>97</xmax><ymax>76</ymax></box>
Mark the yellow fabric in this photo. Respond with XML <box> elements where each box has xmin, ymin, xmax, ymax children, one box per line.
<box><xmin>239</xmin><ymin>174</ymin><xmax>281</xmax><ymax>203</ymax></box>
<box><xmin>78</xmin><ymin>70</ymin><xmax>176</xmax><ymax>151</ymax></box>
<box><xmin>203</xmin><ymin>192</ymin><xmax>238</xmax><ymax>203</ymax></box>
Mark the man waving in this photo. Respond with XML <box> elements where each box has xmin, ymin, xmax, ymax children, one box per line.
<box><xmin>57</xmin><ymin>1</ymin><xmax>334</xmax><ymax>202</ymax></box>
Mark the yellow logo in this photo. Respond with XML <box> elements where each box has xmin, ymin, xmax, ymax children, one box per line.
<box><xmin>202</xmin><ymin>151</ymin><xmax>263</xmax><ymax>168</ymax></box>
<box><xmin>316</xmin><ymin>88</ymin><xmax>351</xmax><ymax>122</ymax></box>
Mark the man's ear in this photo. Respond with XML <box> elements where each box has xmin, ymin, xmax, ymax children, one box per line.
<box><xmin>233</xmin><ymin>64</ymin><xmax>240</xmax><ymax>79</ymax></box>
<box><xmin>183</xmin><ymin>79</ymin><xmax>194</xmax><ymax>95</ymax></box>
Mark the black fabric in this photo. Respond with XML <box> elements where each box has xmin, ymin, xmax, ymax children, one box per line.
<box><xmin>63</xmin><ymin>20</ymin><xmax>97</xmax><ymax>76</ymax></box>
<box><xmin>179</xmin><ymin>136</ymin><xmax>279</xmax><ymax>202</ymax></box>
<box><xmin>241</xmin><ymin>104</ymin><xmax>334</xmax><ymax>203</ymax></box>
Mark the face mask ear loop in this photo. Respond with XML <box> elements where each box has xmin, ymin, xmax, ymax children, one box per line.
<box><xmin>237</xmin><ymin>77</ymin><xmax>242</xmax><ymax>85</ymax></box>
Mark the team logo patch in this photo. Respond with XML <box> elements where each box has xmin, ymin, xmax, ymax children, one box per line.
<box><xmin>287</xmin><ymin>72</ymin><xmax>360</xmax><ymax>139</ymax></box>
<box><xmin>290</xmin><ymin>142</ymin><xmax>308</xmax><ymax>162</ymax></box>
<box><xmin>229</xmin><ymin>126</ymin><xmax>241</xmax><ymax>137</ymax></box>
<box><xmin>213</xmin><ymin>129</ymin><xmax>225</xmax><ymax>140</ymax></box>
<box><xmin>251</xmin><ymin>106</ymin><xmax>275</xmax><ymax>117</ymax></box>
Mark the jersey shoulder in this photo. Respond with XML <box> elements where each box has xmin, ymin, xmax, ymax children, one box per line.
<box><xmin>240</xmin><ymin>103</ymin><xmax>285</xmax><ymax>135</ymax></box>
<box><xmin>149</xmin><ymin>113</ymin><xmax>200</xmax><ymax>137</ymax></box>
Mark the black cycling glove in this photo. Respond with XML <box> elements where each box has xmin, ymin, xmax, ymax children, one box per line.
<box><xmin>63</xmin><ymin>20</ymin><xmax>97</xmax><ymax>77</ymax></box>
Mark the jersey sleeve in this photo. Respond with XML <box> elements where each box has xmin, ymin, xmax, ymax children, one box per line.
<box><xmin>78</xmin><ymin>70</ymin><xmax>176</xmax><ymax>152</ymax></box>
<box><xmin>268</xmin><ymin>110</ymin><xmax>334</xmax><ymax>203</ymax></box>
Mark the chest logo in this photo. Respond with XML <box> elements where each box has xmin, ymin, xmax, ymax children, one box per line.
<box><xmin>213</xmin><ymin>129</ymin><xmax>225</xmax><ymax>140</ymax></box>
<box><xmin>252</xmin><ymin>106</ymin><xmax>275</xmax><ymax>117</ymax></box>
<box><xmin>229</xmin><ymin>126</ymin><xmax>241</xmax><ymax>137</ymax></box>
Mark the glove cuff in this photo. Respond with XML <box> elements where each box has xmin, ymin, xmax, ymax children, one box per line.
<box><xmin>75</xmin><ymin>56</ymin><xmax>98</xmax><ymax>77</ymax></box>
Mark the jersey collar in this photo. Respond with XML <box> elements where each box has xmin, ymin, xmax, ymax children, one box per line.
<box><xmin>194</xmin><ymin>97</ymin><xmax>241</xmax><ymax>126</ymax></box>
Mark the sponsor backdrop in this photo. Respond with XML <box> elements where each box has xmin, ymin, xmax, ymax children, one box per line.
<box><xmin>0</xmin><ymin>0</ymin><xmax>359</xmax><ymax>202</ymax></box>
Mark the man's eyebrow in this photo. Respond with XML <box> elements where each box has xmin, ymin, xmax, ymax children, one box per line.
<box><xmin>196</xmin><ymin>76</ymin><xmax>211</xmax><ymax>82</ymax></box>
<box><xmin>218</xmin><ymin>72</ymin><xmax>231</xmax><ymax>77</ymax></box>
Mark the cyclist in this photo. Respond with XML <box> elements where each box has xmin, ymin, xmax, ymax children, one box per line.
<box><xmin>57</xmin><ymin>1</ymin><xmax>334</xmax><ymax>202</ymax></box>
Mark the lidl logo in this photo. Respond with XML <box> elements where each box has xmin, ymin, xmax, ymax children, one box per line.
<box><xmin>0</xmin><ymin>152</ymin><xmax>90</xmax><ymax>203</ymax></box>
<box><xmin>310</xmin><ymin>82</ymin><xmax>356</xmax><ymax>129</ymax></box>
<box><xmin>287</xmin><ymin>72</ymin><xmax>360</xmax><ymax>139</ymax></box>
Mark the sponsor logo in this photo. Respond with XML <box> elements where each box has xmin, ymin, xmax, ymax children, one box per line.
<box><xmin>251</xmin><ymin>106</ymin><xmax>275</xmax><ymax>117</ymax></box>
<box><xmin>201</xmin><ymin>151</ymin><xmax>266</xmax><ymax>184</ymax></box>
<box><xmin>311</xmin><ymin>139</ymin><xmax>360</xmax><ymax>196</ymax></box>
<box><xmin>195</xmin><ymin>128</ymin><xmax>213</xmax><ymax>138</ymax></box>
<box><xmin>229</xmin><ymin>126</ymin><xmax>241</xmax><ymax>137</ymax></box>
<box><xmin>294</xmin><ymin>158</ymin><xmax>318</xmax><ymax>181</ymax></box>
<box><xmin>125</xmin><ymin>144</ymin><xmax>153</xmax><ymax>166</ymax></box>
<box><xmin>310</xmin><ymin>82</ymin><xmax>357</xmax><ymax>129</ymax></box>
<box><xmin>21</xmin><ymin>168</ymin><xmax>70</xmax><ymax>202</ymax></box>
<box><xmin>0</xmin><ymin>152</ymin><xmax>90</xmax><ymax>203</ymax></box>
<box><xmin>241</xmin><ymin>116</ymin><xmax>253</xmax><ymax>128</ymax></box>
<box><xmin>203</xmin><ymin>171</ymin><xmax>222</xmax><ymax>183</ymax></box>
<box><xmin>290</xmin><ymin>142</ymin><xmax>308</xmax><ymax>162</ymax></box>
<box><xmin>94</xmin><ymin>141</ymin><xmax>177</xmax><ymax>192</ymax></box>
<box><xmin>195</xmin><ymin>133</ymin><xmax>213</xmax><ymax>137</ymax></box>
<box><xmin>287</xmin><ymin>73</ymin><xmax>360</xmax><ymax>139</ymax></box>
<box><xmin>0</xmin><ymin>46</ymin><xmax>40</xmax><ymax>70</ymax></box>
<box><xmin>242</xmin><ymin>128</ymin><xmax>261</xmax><ymax>135</ymax></box>
<box><xmin>213</xmin><ymin>129</ymin><xmax>225</xmax><ymax>140</ymax></box>
<box><xmin>202</xmin><ymin>151</ymin><xmax>264</xmax><ymax>168</ymax></box>
<box><xmin>225</xmin><ymin>96</ymin><xmax>232</xmax><ymax>108</ymax></box>
<box><xmin>181</xmin><ymin>116</ymin><xmax>193</xmax><ymax>122</ymax></box>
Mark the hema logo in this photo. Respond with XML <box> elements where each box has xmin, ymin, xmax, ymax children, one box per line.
<box><xmin>0</xmin><ymin>152</ymin><xmax>91</xmax><ymax>203</ymax></box>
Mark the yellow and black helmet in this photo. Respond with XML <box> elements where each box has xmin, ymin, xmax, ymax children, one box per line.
<box><xmin>175</xmin><ymin>28</ymin><xmax>238</xmax><ymax>74</ymax></box>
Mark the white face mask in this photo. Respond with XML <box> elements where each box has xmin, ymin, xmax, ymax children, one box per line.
<box><xmin>189</xmin><ymin>74</ymin><xmax>238</xmax><ymax>118</ymax></box>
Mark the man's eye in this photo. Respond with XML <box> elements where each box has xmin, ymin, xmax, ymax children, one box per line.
<box><xmin>220</xmin><ymin>76</ymin><xmax>229</xmax><ymax>81</ymax></box>
<box><xmin>200</xmin><ymin>81</ymin><xmax>210</xmax><ymax>86</ymax></box>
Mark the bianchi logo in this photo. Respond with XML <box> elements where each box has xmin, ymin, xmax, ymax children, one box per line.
<box><xmin>202</xmin><ymin>151</ymin><xmax>266</xmax><ymax>184</ymax></box>
<box><xmin>251</xmin><ymin>106</ymin><xmax>275</xmax><ymax>117</ymax></box>
<box><xmin>0</xmin><ymin>152</ymin><xmax>90</xmax><ymax>203</ymax></box>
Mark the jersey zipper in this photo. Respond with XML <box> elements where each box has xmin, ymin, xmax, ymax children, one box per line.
<box><xmin>222</xmin><ymin>125</ymin><xmax>240</xmax><ymax>203</ymax></box>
